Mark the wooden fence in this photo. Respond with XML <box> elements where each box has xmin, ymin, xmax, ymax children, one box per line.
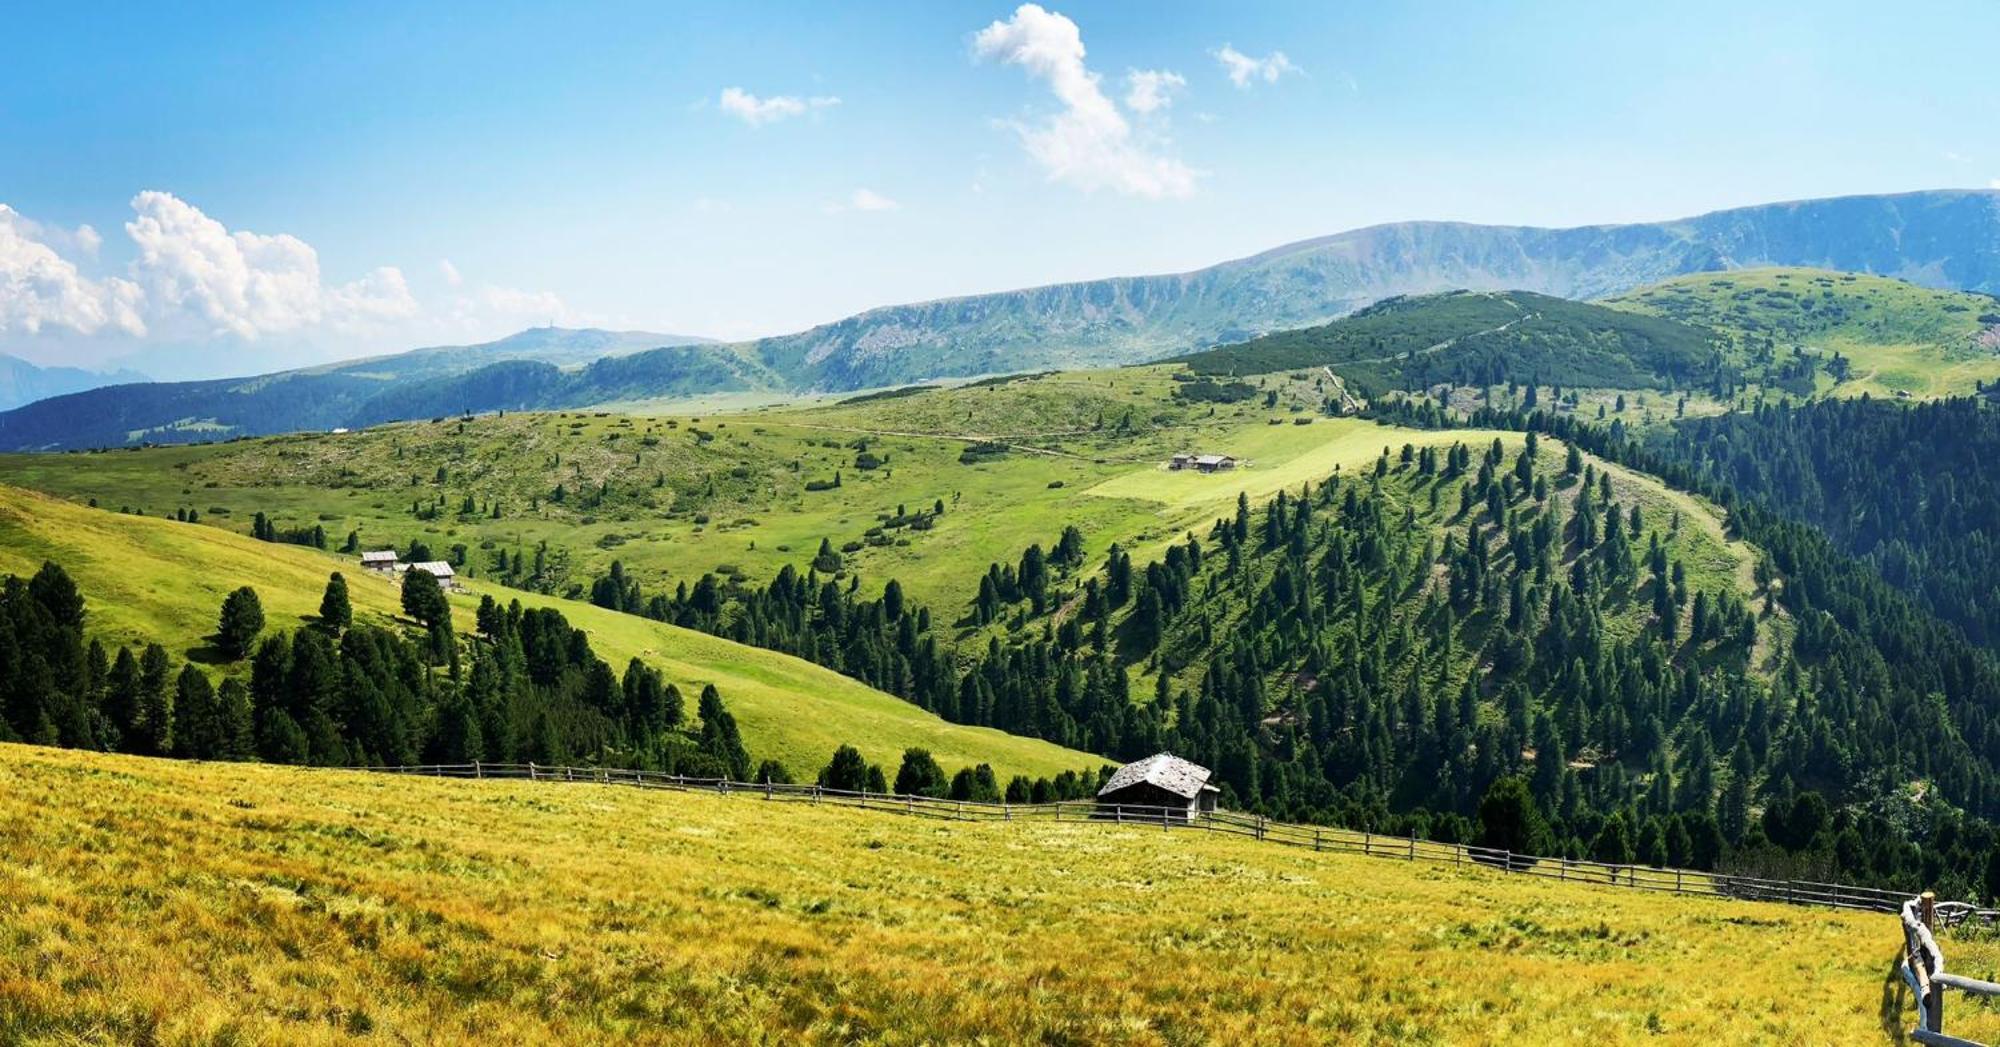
<box><xmin>1900</xmin><ymin>892</ymin><xmax>2000</xmax><ymax>1046</ymax></box>
<box><xmin>349</xmin><ymin>761</ymin><xmax>1913</xmax><ymax>914</ymax></box>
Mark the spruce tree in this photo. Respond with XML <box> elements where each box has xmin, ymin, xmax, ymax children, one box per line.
<box><xmin>819</xmin><ymin>744</ymin><xmax>871</xmax><ymax>791</ymax></box>
<box><xmin>216</xmin><ymin>586</ymin><xmax>265</xmax><ymax>660</ymax></box>
<box><xmin>893</xmin><ymin>747</ymin><xmax>948</xmax><ymax>798</ymax></box>
<box><xmin>319</xmin><ymin>572</ymin><xmax>352</xmax><ymax>633</ymax></box>
<box><xmin>135</xmin><ymin>643</ymin><xmax>174</xmax><ymax>756</ymax></box>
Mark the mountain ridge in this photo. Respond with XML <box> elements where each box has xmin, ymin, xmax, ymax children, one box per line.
<box><xmin>3</xmin><ymin>188</ymin><xmax>1996</xmax><ymax>449</ymax></box>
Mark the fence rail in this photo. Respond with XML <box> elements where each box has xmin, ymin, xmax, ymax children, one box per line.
<box><xmin>347</xmin><ymin>761</ymin><xmax>1913</xmax><ymax>914</ymax></box>
<box><xmin>1900</xmin><ymin>892</ymin><xmax>2000</xmax><ymax>1046</ymax></box>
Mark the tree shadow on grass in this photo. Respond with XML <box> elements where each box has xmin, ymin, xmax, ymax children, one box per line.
<box><xmin>1880</xmin><ymin>948</ymin><xmax>1911</xmax><ymax>1044</ymax></box>
<box><xmin>184</xmin><ymin>641</ymin><xmax>233</xmax><ymax>666</ymax></box>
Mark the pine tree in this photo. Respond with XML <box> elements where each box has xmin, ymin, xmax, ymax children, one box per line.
<box><xmin>819</xmin><ymin>744</ymin><xmax>871</xmax><ymax>791</ymax></box>
<box><xmin>172</xmin><ymin>664</ymin><xmax>220</xmax><ymax>759</ymax></box>
<box><xmin>216</xmin><ymin>586</ymin><xmax>265</xmax><ymax>660</ymax></box>
<box><xmin>401</xmin><ymin>568</ymin><xmax>450</xmax><ymax>630</ymax></box>
<box><xmin>134</xmin><ymin>643</ymin><xmax>174</xmax><ymax>756</ymax></box>
<box><xmin>319</xmin><ymin>572</ymin><xmax>352</xmax><ymax>633</ymax></box>
<box><xmin>893</xmin><ymin>747</ymin><xmax>948</xmax><ymax>798</ymax></box>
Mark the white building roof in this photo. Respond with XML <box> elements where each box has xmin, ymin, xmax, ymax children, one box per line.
<box><xmin>406</xmin><ymin>561</ymin><xmax>455</xmax><ymax>578</ymax></box>
<box><xmin>360</xmin><ymin>550</ymin><xmax>399</xmax><ymax>563</ymax></box>
<box><xmin>1098</xmin><ymin>753</ymin><xmax>1215</xmax><ymax>800</ymax></box>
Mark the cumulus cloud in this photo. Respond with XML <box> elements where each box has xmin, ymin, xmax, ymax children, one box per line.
<box><xmin>124</xmin><ymin>190</ymin><xmax>417</xmax><ymax>339</ymax></box>
<box><xmin>0</xmin><ymin>192</ymin><xmax>581</xmax><ymax>366</ymax></box>
<box><xmin>717</xmin><ymin>87</ymin><xmax>840</xmax><ymax>126</ymax></box>
<box><xmin>972</xmin><ymin>4</ymin><xmax>1196</xmax><ymax>199</ymax></box>
<box><xmin>1123</xmin><ymin>69</ymin><xmax>1185</xmax><ymax>115</ymax></box>
<box><xmin>1214</xmin><ymin>44</ymin><xmax>1300</xmax><ymax>88</ymax></box>
<box><xmin>0</xmin><ymin>205</ymin><xmax>145</xmax><ymax>337</ymax></box>
<box><xmin>1991</xmin><ymin>178</ymin><xmax>2000</xmax><ymax>190</ymax></box>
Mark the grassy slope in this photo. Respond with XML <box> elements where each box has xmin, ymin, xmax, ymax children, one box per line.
<box><xmin>0</xmin><ymin>485</ymin><xmax>1093</xmax><ymax>779</ymax></box>
<box><xmin>1609</xmin><ymin>267</ymin><xmax>2000</xmax><ymax>400</ymax></box>
<box><xmin>0</xmin><ymin>366</ymin><xmax>1421</xmax><ymax>620</ymax></box>
<box><xmin>0</xmin><ymin>744</ymin><xmax>1934</xmax><ymax>1045</ymax></box>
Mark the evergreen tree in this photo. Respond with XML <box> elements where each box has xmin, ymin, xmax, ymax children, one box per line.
<box><xmin>216</xmin><ymin>586</ymin><xmax>265</xmax><ymax>660</ymax></box>
<box><xmin>134</xmin><ymin>643</ymin><xmax>174</xmax><ymax>756</ymax></box>
<box><xmin>319</xmin><ymin>572</ymin><xmax>352</xmax><ymax>633</ymax></box>
<box><xmin>819</xmin><ymin>744</ymin><xmax>872</xmax><ymax>791</ymax></box>
<box><xmin>893</xmin><ymin>747</ymin><xmax>949</xmax><ymax>798</ymax></box>
<box><xmin>400</xmin><ymin>568</ymin><xmax>450</xmax><ymax>630</ymax></box>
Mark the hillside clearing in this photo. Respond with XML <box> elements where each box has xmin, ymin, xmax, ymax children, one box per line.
<box><xmin>0</xmin><ymin>744</ymin><xmax>1931</xmax><ymax>1045</ymax></box>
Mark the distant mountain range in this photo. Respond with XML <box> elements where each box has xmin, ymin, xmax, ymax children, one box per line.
<box><xmin>748</xmin><ymin>187</ymin><xmax>2000</xmax><ymax>389</ymax></box>
<box><xmin>3</xmin><ymin>188</ymin><xmax>1996</xmax><ymax>450</ymax></box>
<box><xmin>0</xmin><ymin>328</ymin><xmax>717</xmax><ymax>450</ymax></box>
<box><xmin>0</xmin><ymin>354</ymin><xmax>146</xmax><ymax>412</ymax></box>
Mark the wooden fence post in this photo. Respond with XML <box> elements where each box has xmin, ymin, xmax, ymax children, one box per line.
<box><xmin>1407</xmin><ymin>835</ymin><xmax>1416</xmax><ymax>861</ymax></box>
<box><xmin>1362</xmin><ymin>831</ymin><xmax>1371</xmax><ymax>856</ymax></box>
<box><xmin>528</xmin><ymin>761</ymin><xmax>537</xmax><ymax>781</ymax></box>
<box><xmin>474</xmin><ymin>760</ymin><xmax>482</xmax><ymax>779</ymax></box>
<box><xmin>1920</xmin><ymin>891</ymin><xmax>1944</xmax><ymax>1032</ymax></box>
<box><xmin>1313</xmin><ymin>827</ymin><xmax>1321</xmax><ymax>852</ymax></box>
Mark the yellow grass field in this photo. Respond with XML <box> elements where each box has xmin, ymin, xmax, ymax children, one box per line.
<box><xmin>0</xmin><ymin>744</ymin><xmax>1953</xmax><ymax>1045</ymax></box>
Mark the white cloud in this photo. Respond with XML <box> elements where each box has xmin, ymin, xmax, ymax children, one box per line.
<box><xmin>124</xmin><ymin>190</ymin><xmax>417</xmax><ymax>340</ymax></box>
<box><xmin>1214</xmin><ymin>44</ymin><xmax>1300</xmax><ymax>88</ymax></box>
<box><xmin>0</xmin><ymin>192</ymin><xmax>581</xmax><ymax>366</ymax></box>
<box><xmin>1990</xmin><ymin>178</ymin><xmax>2000</xmax><ymax>190</ymax></box>
<box><xmin>1123</xmin><ymin>69</ymin><xmax>1185</xmax><ymax>115</ymax></box>
<box><xmin>972</xmin><ymin>4</ymin><xmax>1196</xmax><ymax>199</ymax></box>
<box><xmin>852</xmin><ymin>188</ymin><xmax>900</xmax><ymax>211</ymax></box>
<box><xmin>717</xmin><ymin>86</ymin><xmax>840</xmax><ymax>127</ymax></box>
<box><xmin>0</xmin><ymin>205</ymin><xmax>145</xmax><ymax>337</ymax></box>
<box><xmin>822</xmin><ymin>188</ymin><xmax>902</xmax><ymax>215</ymax></box>
<box><xmin>444</xmin><ymin>283</ymin><xmax>568</xmax><ymax>332</ymax></box>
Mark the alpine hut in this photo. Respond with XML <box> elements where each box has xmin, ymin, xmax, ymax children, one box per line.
<box><xmin>1095</xmin><ymin>753</ymin><xmax>1219</xmax><ymax>820</ymax></box>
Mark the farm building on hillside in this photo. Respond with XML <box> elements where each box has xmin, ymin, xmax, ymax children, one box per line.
<box><xmin>1168</xmin><ymin>453</ymin><xmax>1237</xmax><ymax>473</ymax></box>
<box><xmin>403</xmin><ymin>561</ymin><xmax>459</xmax><ymax>590</ymax></box>
<box><xmin>359</xmin><ymin>550</ymin><xmax>399</xmax><ymax>572</ymax></box>
<box><xmin>1096</xmin><ymin>753</ymin><xmax>1219</xmax><ymax>819</ymax></box>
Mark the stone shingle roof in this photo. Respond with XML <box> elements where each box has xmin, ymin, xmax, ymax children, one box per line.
<box><xmin>1097</xmin><ymin>753</ymin><xmax>1213</xmax><ymax>800</ymax></box>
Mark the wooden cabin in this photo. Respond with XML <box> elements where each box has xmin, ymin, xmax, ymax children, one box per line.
<box><xmin>1168</xmin><ymin>453</ymin><xmax>1237</xmax><ymax>473</ymax></box>
<box><xmin>359</xmin><ymin>550</ymin><xmax>399</xmax><ymax>572</ymax></box>
<box><xmin>1096</xmin><ymin>753</ymin><xmax>1220</xmax><ymax>820</ymax></box>
<box><xmin>404</xmin><ymin>561</ymin><xmax>459</xmax><ymax>591</ymax></box>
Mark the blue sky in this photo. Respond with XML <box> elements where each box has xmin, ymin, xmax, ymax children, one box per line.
<box><xmin>3</xmin><ymin>0</ymin><xmax>1997</xmax><ymax>376</ymax></box>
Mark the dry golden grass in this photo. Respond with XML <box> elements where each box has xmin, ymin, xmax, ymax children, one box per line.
<box><xmin>0</xmin><ymin>744</ymin><xmax>1915</xmax><ymax>1045</ymax></box>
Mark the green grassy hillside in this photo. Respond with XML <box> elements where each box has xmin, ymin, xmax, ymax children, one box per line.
<box><xmin>0</xmin><ymin>484</ymin><xmax>1093</xmax><ymax>779</ymax></box>
<box><xmin>0</xmin><ymin>744</ymin><xmax>1935</xmax><ymax>1045</ymax></box>
<box><xmin>0</xmin><ymin>367</ymin><xmax>1462</xmax><ymax>620</ymax></box>
<box><xmin>1609</xmin><ymin>267</ymin><xmax>2000</xmax><ymax>399</ymax></box>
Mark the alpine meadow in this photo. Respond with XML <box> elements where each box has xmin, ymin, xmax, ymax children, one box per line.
<box><xmin>6</xmin><ymin>3</ymin><xmax>2000</xmax><ymax>1043</ymax></box>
